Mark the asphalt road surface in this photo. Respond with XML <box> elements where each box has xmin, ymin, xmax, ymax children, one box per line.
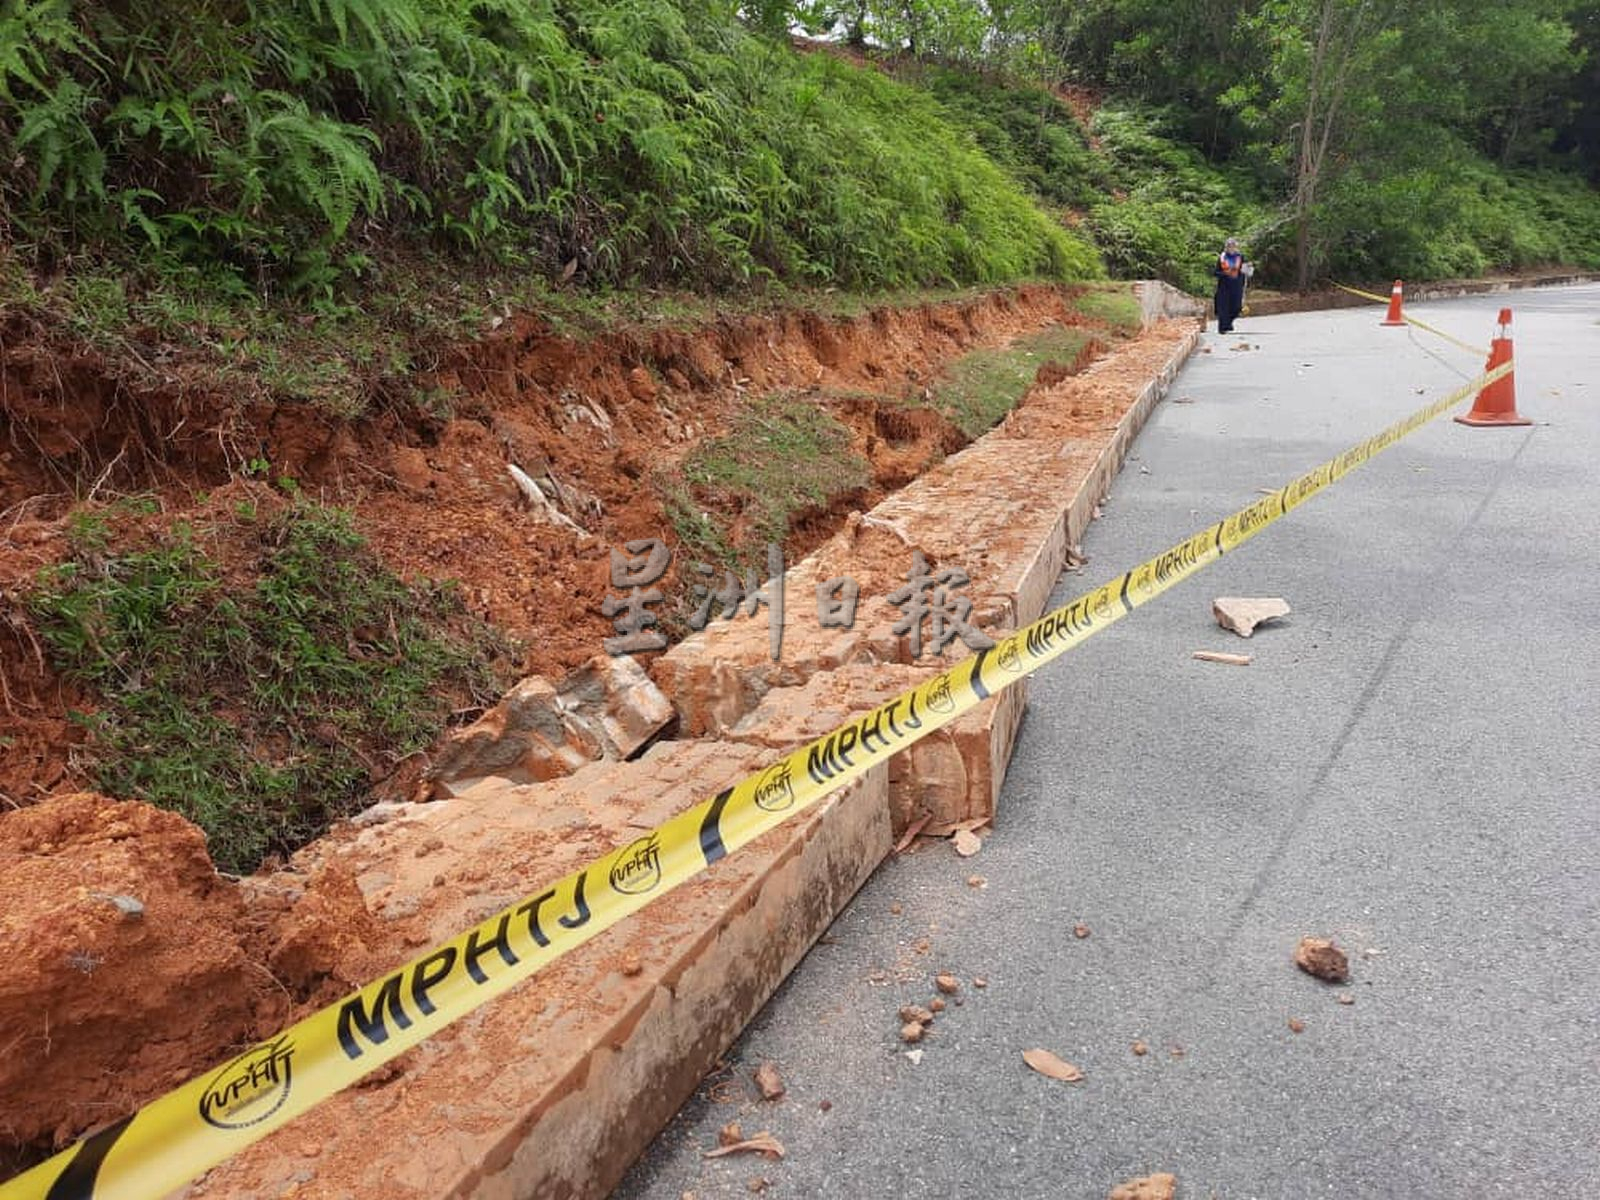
<box><xmin>616</xmin><ymin>284</ymin><xmax>1600</xmax><ymax>1200</ymax></box>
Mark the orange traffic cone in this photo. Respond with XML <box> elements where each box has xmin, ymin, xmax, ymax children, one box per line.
<box><xmin>1381</xmin><ymin>280</ymin><xmax>1406</xmax><ymax>326</ymax></box>
<box><xmin>1456</xmin><ymin>308</ymin><xmax>1530</xmax><ymax>427</ymax></box>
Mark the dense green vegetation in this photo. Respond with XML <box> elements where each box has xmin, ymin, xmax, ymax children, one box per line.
<box><xmin>885</xmin><ymin>0</ymin><xmax>1600</xmax><ymax>288</ymax></box>
<box><xmin>25</xmin><ymin>499</ymin><xmax>508</xmax><ymax>870</ymax></box>
<box><xmin>0</xmin><ymin>0</ymin><xmax>1089</xmax><ymax>300</ymax></box>
<box><xmin>1</xmin><ymin>0</ymin><xmax>1597</xmax><ymax>369</ymax></box>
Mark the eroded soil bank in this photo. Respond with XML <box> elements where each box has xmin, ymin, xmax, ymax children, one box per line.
<box><xmin>1</xmin><ymin>282</ymin><xmax>1163</xmax><ymax>1171</ymax></box>
<box><xmin>2</xmin><ymin>283</ymin><xmax>1119</xmax><ymax>815</ymax></box>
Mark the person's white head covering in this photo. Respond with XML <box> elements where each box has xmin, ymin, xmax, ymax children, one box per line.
<box><xmin>1224</xmin><ymin>237</ymin><xmax>1240</xmax><ymax>250</ymax></box>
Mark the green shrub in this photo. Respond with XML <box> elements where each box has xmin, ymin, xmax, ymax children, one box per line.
<box><xmin>918</xmin><ymin>67</ymin><xmax>1112</xmax><ymax>209</ymax></box>
<box><xmin>25</xmin><ymin>500</ymin><xmax>508</xmax><ymax>871</ymax></box>
<box><xmin>0</xmin><ymin>0</ymin><xmax>1094</xmax><ymax>296</ymax></box>
<box><xmin>1312</xmin><ymin>151</ymin><xmax>1600</xmax><ymax>281</ymax></box>
<box><xmin>1084</xmin><ymin>107</ymin><xmax>1269</xmax><ymax>293</ymax></box>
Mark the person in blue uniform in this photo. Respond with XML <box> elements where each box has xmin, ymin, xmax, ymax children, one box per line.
<box><xmin>1213</xmin><ymin>237</ymin><xmax>1249</xmax><ymax>333</ymax></box>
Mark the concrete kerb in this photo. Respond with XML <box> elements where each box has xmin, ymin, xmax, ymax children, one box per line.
<box><xmin>801</xmin><ymin>316</ymin><xmax>1204</xmax><ymax>837</ymax></box>
<box><xmin>184</xmin><ymin>283</ymin><xmax>1202</xmax><ymax>1200</ymax></box>
<box><xmin>186</xmin><ymin>744</ymin><xmax>892</xmax><ymax>1199</ymax></box>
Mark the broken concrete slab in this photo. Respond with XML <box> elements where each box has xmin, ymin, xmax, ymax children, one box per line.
<box><xmin>428</xmin><ymin>655</ymin><xmax>672</xmax><ymax>791</ymax></box>
<box><xmin>1213</xmin><ymin>596</ymin><xmax>1291</xmax><ymax>637</ymax></box>
<box><xmin>191</xmin><ymin>742</ymin><xmax>892</xmax><ymax>1200</ymax></box>
<box><xmin>558</xmin><ymin>653</ymin><xmax>676</xmax><ymax>759</ymax></box>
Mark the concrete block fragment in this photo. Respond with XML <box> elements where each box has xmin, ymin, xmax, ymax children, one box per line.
<box><xmin>1213</xmin><ymin>596</ymin><xmax>1291</xmax><ymax>638</ymax></box>
<box><xmin>429</xmin><ymin>655</ymin><xmax>673</xmax><ymax>790</ymax></box>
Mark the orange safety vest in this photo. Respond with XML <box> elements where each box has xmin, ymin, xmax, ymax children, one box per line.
<box><xmin>1218</xmin><ymin>251</ymin><xmax>1243</xmax><ymax>278</ymax></box>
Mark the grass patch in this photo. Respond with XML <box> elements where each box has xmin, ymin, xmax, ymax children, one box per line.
<box><xmin>928</xmin><ymin>325</ymin><xmax>1094</xmax><ymax>438</ymax></box>
<box><xmin>675</xmin><ymin>395</ymin><xmax>870</xmax><ymax>568</ymax></box>
<box><xmin>24</xmin><ymin>500</ymin><xmax>511</xmax><ymax>872</ymax></box>
<box><xmin>1070</xmin><ymin>283</ymin><xmax>1144</xmax><ymax>335</ymax></box>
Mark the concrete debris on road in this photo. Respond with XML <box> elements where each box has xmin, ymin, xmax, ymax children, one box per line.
<box><xmin>934</xmin><ymin>973</ymin><xmax>961</xmax><ymax>995</ymax></box>
<box><xmin>899</xmin><ymin>1021</ymin><xmax>925</xmax><ymax>1044</ymax></box>
<box><xmin>893</xmin><ymin>815</ymin><xmax>931</xmax><ymax>854</ymax></box>
<box><xmin>951</xmin><ymin>828</ymin><xmax>982</xmax><ymax>857</ymax></box>
<box><xmin>1192</xmin><ymin>650</ymin><xmax>1252</xmax><ymax>666</ymax></box>
<box><xmin>1074</xmin><ymin>923</ymin><xmax>1092</xmax><ymax>939</ymax></box>
<box><xmin>1288</xmin><ymin>1017</ymin><xmax>1306</xmax><ymax>1034</ymax></box>
<box><xmin>753</xmin><ymin>1062</ymin><xmax>785</xmax><ymax>1101</ymax></box>
<box><xmin>703</xmin><ymin>1131</ymin><xmax>785</xmax><ymax>1161</ymax></box>
<box><xmin>1021</xmin><ymin>1048</ymin><xmax>1084</xmax><ymax>1082</ymax></box>
<box><xmin>1213</xmin><ymin>596</ymin><xmax>1291</xmax><ymax>637</ymax></box>
<box><xmin>1294</xmin><ymin>936</ymin><xmax>1351</xmax><ymax>982</ymax></box>
<box><xmin>1108</xmin><ymin>1173</ymin><xmax>1178</xmax><ymax>1200</ymax></box>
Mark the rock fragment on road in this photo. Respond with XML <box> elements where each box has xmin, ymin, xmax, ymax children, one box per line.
<box><xmin>1213</xmin><ymin>596</ymin><xmax>1291</xmax><ymax>637</ymax></box>
<box><xmin>1109</xmin><ymin>1173</ymin><xmax>1177</xmax><ymax>1200</ymax></box>
<box><xmin>703</xmin><ymin>1130</ymin><xmax>785</xmax><ymax>1161</ymax></box>
<box><xmin>753</xmin><ymin>1062</ymin><xmax>785</xmax><ymax>1101</ymax></box>
<box><xmin>935</xmin><ymin>972</ymin><xmax>961</xmax><ymax>995</ymax></box>
<box><xmin>1294</xmin><ymin>936</ymin><xmax>1350</xmax><ymax>982</ymax></box>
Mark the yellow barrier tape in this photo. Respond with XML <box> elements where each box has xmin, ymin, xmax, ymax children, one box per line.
<box><xmin>1332</xmin><ymin>282</ymin><xmax>1488</xmax><ymax>357</ymax></box>
<box><xmin>0</xmin><ymin>357</ymin><xmax>1512</xmax><ymax>1200</ymax></box>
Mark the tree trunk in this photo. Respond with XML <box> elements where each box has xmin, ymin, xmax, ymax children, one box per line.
<box><xmin>1295</xmin><ymin>210</ymin><xmax>1313</xmax><ymax>291</ymax></box>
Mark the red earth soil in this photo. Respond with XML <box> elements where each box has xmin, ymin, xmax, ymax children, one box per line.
<box><xmin>0</xmin><ymin>284</ymin><xmax>1104</xmax><ymax>809</ymax></box>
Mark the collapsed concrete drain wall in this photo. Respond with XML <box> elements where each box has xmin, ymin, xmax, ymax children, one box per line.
<box><xmin>176</xmin><ymin>284</ymin><xmax>1202</xmax><ymax>1198</ymax></box>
